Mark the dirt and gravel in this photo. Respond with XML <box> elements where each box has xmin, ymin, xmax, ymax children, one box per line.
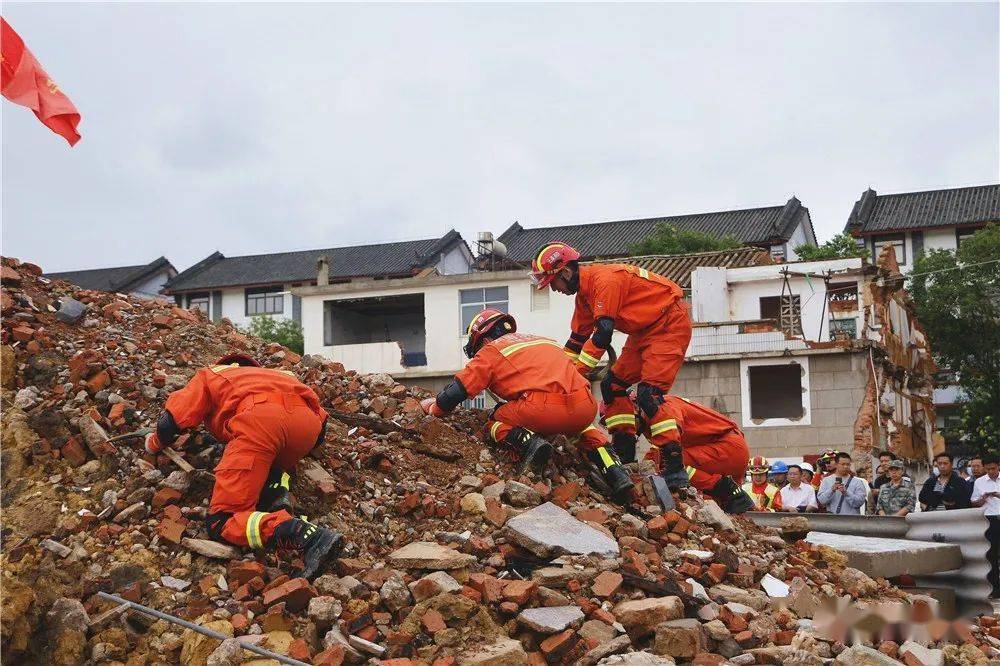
<box><xmin>1</xmin><ymin>255</ymin><xmax>997</xmax><ymax>666</ymax></box>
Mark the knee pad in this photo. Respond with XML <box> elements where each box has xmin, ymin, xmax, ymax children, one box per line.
<box><xmin>205</xmin><ymin>511</ymin><xmax>232</xmax><ymax>541</ymax></box>
<box><xmin>635</xmin><ymin>383</ymin><xmax>664</xmax><ymax>420</ymax></box>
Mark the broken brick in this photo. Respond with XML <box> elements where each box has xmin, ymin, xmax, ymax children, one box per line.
<box><xmin>502</xmin><ymin>580</ymin><xmax>538</xmax><ymax>605</ymax></box>
<box><xmin>590</xmin><ymin>571</ymin><xmax>623</xmax><ymax>598</ymax></box>
<box><xmin>262</xmin><ymin>577</ymin><xmax>316</xmax><ymax>612</ymax></box>
<box><xmin>421</xmin><ymin>609</ymin><xmax>446</xmax><ymax>634</ymax></box>
<box><xmin>540</xmin><ymin>629</ymin><xmax>579</xmax><ymax>664</ymax></box>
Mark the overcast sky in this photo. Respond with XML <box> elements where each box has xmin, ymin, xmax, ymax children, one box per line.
<box><xmin>2</xmin><ymin>3</ymin><xmax>998</xmax><ymax>273</ymax></box>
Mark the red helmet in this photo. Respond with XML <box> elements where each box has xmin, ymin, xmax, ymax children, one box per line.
<box><xmin>749</xmin><ymin>456</ymin><xmax>769</xmax><ymax>474</ymax></box>
<box><xmin>529</xmin><ymin>242</ymin><xmax>581</xmax><ymax>290</ymax></box>
<box><xmin>464</xmin><ymin>308</ymin><xmax>516</xmax><ymax>358</ymax></box>
<box><xmin>216</xmin><ymin>353</ymin><xmax>261</xmax><ymax>368</ymax></box>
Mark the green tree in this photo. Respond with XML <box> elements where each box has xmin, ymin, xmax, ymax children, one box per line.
<box><xmin>794</xmin><ymin>232</ymin><xmax>868</xmax><ymax>261</ymax></box>
<box><xmin>908</xmin><ymin>224</ymin><xmax>1000</xmax><ymax>456</ymax></box>
<box><xmin>630</xmin><ymin>223</ymin><xmax>742</xmax><ymax>256</ymax></box>
<box><xmin>245</xmin><ymin>315</ymin><xmax>305</xmax><ymax>355</ymax></box>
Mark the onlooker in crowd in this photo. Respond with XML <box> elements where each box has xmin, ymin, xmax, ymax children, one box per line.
<box><xmin>779</xmin><ymin>464</ymin><xmax>818</xmax><ymax>512</ymax></box>
<box><xmin>769</xmin><ymin>460</ymin><xmax>788</xmax><ymax>489</ymax></box>
<box><xmin>812</xmin><ymin>449</ymin><xmax>837</xmax><ymax>490</ymax></box>
<box><xmin>871</xmin><ymin>451</ymin><xmax>912</xmax><ymax>510</ymax></box>
<box><xmin>970</xmin><ymin>456</ymin><xmax>985</xmax><ymax>480</ymax></box>
<box><xmin>817</xmin><ymin>452</ymin><xmax>866</xmax><ymax>515</ymax></box>
<box><xmin>875</xmin><ymin>460</ymin><xmax>916</xmax><ymax>517</ymax></box>
<box><xmin>799</xmin><ymin>462</ymin><xmax>815</xmax><ymax>485</ymax></box>
<box><xmin>919</xmin><ymin>452</ymin><xmax>973</xmax><ymax>511</ymax></box>
<box><xmin>970</xmin><ymin>454</ymin><xmax>1000</xmax><ymax>598</ymax></box>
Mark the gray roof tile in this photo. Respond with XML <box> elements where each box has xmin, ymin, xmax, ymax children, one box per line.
<box><xmin>498</xmin><ymin>197</ymin><xmax>810</xmax><ymax>262</ymax></box>
<box><xmin>47</xmin><ymin>257</ymin><xmax>175</xmax><ymax>293</ymax></box>
<box><xmin>845</xmin><ymin>184</ymin><xmax>1000</xmax><ymax>234</ymax></box>
<box><xmin>166</xmin><ymin>231</ymin><xmax>465</xmax><ymax>292</ymax></box>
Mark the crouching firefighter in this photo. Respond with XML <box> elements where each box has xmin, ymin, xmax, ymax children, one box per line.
<box><xmin>627</xmin><ymin>394</ymin><xmax>755</xmax><ymax>514</ymax></box>
<box><xmin>145</xmin><ymin>353</ymin><xmax>345</xmax><ymax>579</ymax></box>
<box><xmin>421</xmin><ymin>309</ymin><xmax>633</xmax><ymax>499</ymax></box>
<box><xmin>529</xmin><ymin>242</ymin><xmax>693</xmax><ymax>472</ymax></box>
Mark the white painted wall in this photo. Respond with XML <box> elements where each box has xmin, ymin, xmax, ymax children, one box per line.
<box><xmin>214</xmin><ymin>285</ymin><xmax>297</xmax><ymax>329</ymax></box>
<box><xmin>862</xmin><ymin>230</ymin><xmax>960</xmax><ymax>273</ymax></box>
<box><xmin>131</xmin><ymin>270</ymin><xmax>174</xmax><ymax>300</ymax></box>
<box><xmin>437</xmin><ymin>244</ymin><xmax>474</xmax><ymax>275</ymax></box>
<box><xmin>691</xmin><ymin>258</ymin><xmax>865</xmax><ymax>343</ymax></box>
<box><xmin>784</xmin><ymin>221</ymin><xmax>810</xmax><ymax>261</ymax></box>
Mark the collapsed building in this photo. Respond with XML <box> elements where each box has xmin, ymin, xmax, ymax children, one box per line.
<box><xmin>0</xmin><ymin>256</ymin><xmax>986</xmax><ymax>666</ymax></box>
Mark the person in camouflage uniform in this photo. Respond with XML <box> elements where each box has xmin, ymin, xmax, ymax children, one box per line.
<box><xmin>876</xmin><ymin>460</ymin><xmax>916</xmax><ymax>516</ymax></box>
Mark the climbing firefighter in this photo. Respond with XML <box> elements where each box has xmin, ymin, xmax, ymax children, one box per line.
<box><xmin>742</xmin><ymin>456</ymin><xmax>783</xmax><ymax>511</ymax></box>
<box><xmin>144</xmin><ymin>353</ymin><xmax>345</xmax><ymax>579</ymax></box>
<box><xmin>619</xmin><ymin>393</ymin><xmax>754</xmax><ymax>514</ymax></box>
<box><xmin>530</xmin><ymin>242</ymin><xmax>693</xmax><ymax>481</ymax></box>
<box><xmin>420</xmin><ymin>309</ymin><xmax>633</xmax><ymax>499</ymax></box>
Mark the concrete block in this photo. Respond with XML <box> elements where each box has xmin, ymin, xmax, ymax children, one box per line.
<box><xmin>834</xmin><ymin>408</ymin><xmax>860</xmax><ymax>425</ymax></box>
<box><xmin>815</xmin><ymin>389</ymin><xmax>854</xmax><ymax>410</ymax></box>
<box><xmin>833</xmin><ymin>370</ymin><xmax>866</xmax><ymax>390</ymax></box>
<box><xmin>678</xmin><ymin>363</ymin><xmax>704</xmax><ymax>380</ymax></box>
<box><xmin>809</xmin><ymin>372</ymin><xmax>836</xmax><ymax>390</ymax></box>
<box><xmin>805</xmin><ymin>532</ymin><xmax>963</xmax><ymax>579</ymax></box>
<box><xmin>811</xmin><ymin>353</ymin><xmax>854</xmax><ymax>372</ymax></box>
<box><xmin>816</xmin><ymin>427</ymin><xmax>852</xmax><ymax>448</ymax></box>
<box><xmin>809</xmin><ymin>408</ymin><xmax>839</xmax><ymax>427</ymax></box>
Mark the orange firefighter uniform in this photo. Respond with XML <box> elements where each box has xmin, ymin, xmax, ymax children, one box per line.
<box><xmin>147</xmin><ymin>364</ymin><xmax>327</xmax><ymax>549</ymax></box>
<box><xmin>742</xmin><ymin>481</ymin><xmax>783</xmax><ymax>511</ymax></box>
<box><xmin>453</xmin><ymin>332</ymin><xmax>606</xmax><ymax>451</ymax></box>
<box><xmin>637</xmin><ymin>396</ymin><xmax>750</xmax><ymax>493</ymax></box>
<box><xmin>564</xmin><ymin>264</ymin><xmax>692</xmax><ymax>452</ymax></box>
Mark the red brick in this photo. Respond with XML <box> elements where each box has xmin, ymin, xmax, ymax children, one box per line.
<box><xmin>527</xmin><ymin>652</ymin><xmax>547</xmax><ymax>666</ymax></box>
<box><xmin>229</xmin><ymin>560</ymin><xmax>266</xmax><ymax>586</ymax></box>
<box><xmin>705</xmin><ymin>563</ymin><xmax>728</xmax><ymax>585</ymax></box>
<box><xmin>85</xmin><ymin>369</ymin><xmax>111</xmax><ymax>394</ymax></box>
<box><xmin>379</xmin><ymin>661</ymin><xmax>413</xmax><ymax>666</ymax></box>
<box><xmin>774</xmin><ymin>630</ymin><xmax>796</xmax><ymax>646</ymax></box>
<box><xmin>590</xmin><ymin>571</ymin><xmax>623</xmax><ymax>598</ymax></box>
<box><xmin>551</xmin><ymin>482</ymin><xmax>581</xmax><ymax>506</ymax></box>
<box><xmin>953</xmin><ymin>620</ymin><xmax>976</xmax><ymax>644</ymax></box>
<box><xmin>433</xmin><ymin>658</ymin><xmax>456</xmax><ymax>666</ymax></box>
<box><xmin>11</xmin><ymin>326</ymin><xmax>35</xmax><ymax>342</ymax></box>
<box><xmin>677</xmin><ymin>561</ymin><xmax>702</xmax><ymax>578</ymax></box>
<box><xmin>469</xmin><ymin>573</ymin><xmax>504</xmax><ymax>603</ymax></box>
<box><xmin>262</xmin><ymin>577</ymin><xmax>316</xmax><ymax>612</ymax></box>
<box><xmin>877</xmin><ymin>641</ymin><xmax>899</xmax><ymax>658</ymax></box>
<box><xmin>156</xmin><ymin>518</ymin><xmax>185</xmax><ymax>544</ymax></box>
<box><xmin>421</xmin><ymin>609</ymin><xmax>446</xmax><ymax>634</ymax></box>
<box><xmin>231</xmin><ymin>614</ymin><xmax>249</xmax><ymax>632</ymax></box>
<box><xmin>152</xmin><ymin>487</ymin><xmax>182</xmax><ymax>508</ymax></box>
<box><xmin>386</xmin><ymin>630</ymin><xmax>415</xmax><ymax>646</ymax></box>
<box><xmin>734</xmin><ymin>630</ymin><xmax>756</xmax><ymax>647</ymax></box>
<box><xmin>540</xmin><ymin>630</ymin><xmax>579</xmax><ymax>663</ymax></box>
<box><xmin>281</xmin><ymin>637</ymin><xmax>309</xmax><ymax>662</ymax></box>
<box><xmin>662</xmin><ymin>510</ymin><xmax>681</xmax><ymax>527</ymax></box>
<box><xmin>575</xmin><ymin>508</ymin><xmax>607</xmax><ymax>524</ymax></box>
<box><xmin>503</xmin><ymin>580</ymin><xmax>537</xmax><ymax>605</ymax></box>
<box><xmin>119</xmin><ymin>582</ymin><xmax>142</xmax><ymax>603</ymax></box>
<box><xmin>672</xmin><ymin>518</ymin><xmax>691</xmax><ymax>536</ymax></box>
<box><xmin>460</xmin><ymin>586</ymin><xmax>482</xmax><ymax>603</ymax></box>
<box><xmin>499</xmin><ymin>601</ymin><xmax>519</xmax><ymax>614</ymax></box>
<box><xmin>60</xmin><ymin>437</ymin><xmax>87</xmax><ymax>467</ymax></box>
<box><xmin>313</xmin><ymin>645</ymin><xmax>346</xmax><ymax>666</ymax></box>
<box><xmin>591</xmin><ymin>608</ymin><xmax>616</xmax><ymax>625</ymax></box>
<box><xmin>485</xmin><ymin>497</ymin><xmax>507</xmax><ymax>527</ymax></box>
<box><xmin>398</xmin><ymin>493</ymin><xmax>420</xmax><ymax>514</ymax></box>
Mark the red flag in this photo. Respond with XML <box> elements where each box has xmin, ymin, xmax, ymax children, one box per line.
<box><xmin>1</xmin><ymin>17</ymin><xmax>81</xmax><ymax>146</ymax></box>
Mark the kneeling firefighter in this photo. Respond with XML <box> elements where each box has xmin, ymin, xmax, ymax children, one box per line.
<box><xmin>145</xmin><ymin>353</ymin><xmax>346</xmax><ymax>579</ymax></box>
<box><xmin>619</xmin><ymin>393</ymin><xmax>755</xmax><ymax>514</ymax></box>
<box><xmin>421</xmin><ymin>309</ymin><xmax>633</xmax><ymax>499</ymax></box>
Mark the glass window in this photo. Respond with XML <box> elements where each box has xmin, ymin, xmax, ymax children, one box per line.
<box><xmin>829</xmin><ymin>318</ymin><xmax>857</xmax><ymax>340</ymax></box>
<box><xmin>872</xmin><ymin>234</ymin><xmax>906</xmax><ymax>264</ymax></box>
<box><xmin>186</xmin><ymin>292</ymin><xmax>209</xmax><ymax>313</ymax></box>
<box><xmin>246</xmin><ymin>287</ymin><xmax>284</xmax><ymax>315</ymax></box>
<box><xmin>459</xmin><ymin>287</ymin><xmax>509</xmax><ymax>333</ymax></box>
<box><xmin>956</xmin><ymin>228</ymin><xmax>979</xmax><ymax>248</ymax></box>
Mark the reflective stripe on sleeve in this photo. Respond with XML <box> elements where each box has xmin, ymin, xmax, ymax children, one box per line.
<box><xmin>604</xmin><ymin>414</ymin><xmax>636</xmax><ymax>429</ymax></box>
<box><xmin>499</xmin><ymin>339</ymin><xmax>563</xmax><ymax>357</ymax></box>
<box><xmin>246</xmin><ymin>511</ymin><xmax>267</xmax><ymax>549</ymax></box>
<box><xmin>649</xmin><ymin>419</ymin><xmax>678</xmax><ymax>436</ymax></box>
<box><xmin>577</xmin><ymin>350</ymin><xmax>600</xmax><ymax>368</ymax></box>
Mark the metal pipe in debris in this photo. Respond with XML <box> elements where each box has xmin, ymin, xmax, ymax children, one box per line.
<box><xmin>95</xmin><ymin>592</ymin><xmax>310</xmax><ymax>666</ymax></box>
<box><xmin>745</xmin><ymin>511</ymin><xmax>909</xmax><ymax>539</ymax></box>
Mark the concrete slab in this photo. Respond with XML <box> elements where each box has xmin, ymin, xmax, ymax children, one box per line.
<box><xmin>805</xmin><ymin>532</ymin><xmax>963</xmax><ymax>579</ymax></box>
<box><xmin>503</xmin><ymin>502</ymin><xmax>620</xmax><ymax>558</ymax></box>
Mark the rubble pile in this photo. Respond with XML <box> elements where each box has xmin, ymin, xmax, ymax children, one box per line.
<box><xmin>0</xmin><ymin>255</ymin><xmax>996</xmax><ymax>666</ymax></box>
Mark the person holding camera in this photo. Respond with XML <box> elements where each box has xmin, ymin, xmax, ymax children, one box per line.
<box><xmin>816</xmin><ymin>452</ymin><xmax>866</xmax><ymax>515</ymax></box>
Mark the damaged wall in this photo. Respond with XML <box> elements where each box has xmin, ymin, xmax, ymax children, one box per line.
<box><xmin>851</xmin><ymin>246</ymin><xmax>941</xmax><ymax>467</ymax></box>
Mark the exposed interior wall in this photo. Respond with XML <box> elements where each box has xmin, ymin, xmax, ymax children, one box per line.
<box><xmin>436</xmin><ymin>244</ymin><xmax>474</xmax><ymax>275</ymax></box>
<box><xmin>784</xmin><ymin>221</ymin><xmax>810</xmax><ymax>261</ymax></box>
<box><xmin>131</xmin><ymin>270</ymin><xmax>175</xmax><ymax>300</ymax></box>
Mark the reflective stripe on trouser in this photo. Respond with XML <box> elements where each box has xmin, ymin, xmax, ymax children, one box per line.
<box><xmin>209</xmin><ymin>401</ymin><xmax>324</xmax><ymax>548</ymax></box>
<box><xmin>676</xmin><ymin>431</ymin><xmax>750</xmax><ymax>492</ymax></box>
<box><xmin>603</xmin><ymin>395</ymin><xmax>637</xmax><ymax>436</ymax></box>
<box><xmin>486</xmin><ymin>389</ymin><xmax>601</xmax><ymax>449</ymax></box>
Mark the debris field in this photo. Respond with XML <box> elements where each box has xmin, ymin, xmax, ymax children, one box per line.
<box><xmin>1</xmin><ymin>256</ymin><xmax>997</xmax><ymax>666</ymax></box>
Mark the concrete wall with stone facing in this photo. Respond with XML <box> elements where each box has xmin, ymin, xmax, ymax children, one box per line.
<box><xmin>670</xmin><ymin>350</ymin><xmax>869</xmax><ymax>460</ymax></box>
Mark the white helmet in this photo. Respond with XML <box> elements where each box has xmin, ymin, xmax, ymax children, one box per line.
<box><xmin>799</xmin><ymin>462</ymin><xmax>814</xmax><ymax>473</ymax></box>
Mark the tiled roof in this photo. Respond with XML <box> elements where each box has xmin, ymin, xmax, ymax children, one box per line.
<box><xmin>608</xmin><ymin>247</ymin><xmax>773</xmax><ymax>289</ymax></box>
<box><xmin>845</xmin><ymin>184</ymin><xmax>1000</xmax><ymax>234</ymax></box>
<box><xmin>166</xmin><ymin>231</ymin><xmax>466</xmax><ymax>292</ymax></box>
<box><xmin>497</xmin><ymin>197</ymin><xmax>811</xmax><ymax>263</ymax></box>
<box><xmin>47</xmin><ymin>257</ymin><xmax>175</xmax><ymax>293</ymax></box>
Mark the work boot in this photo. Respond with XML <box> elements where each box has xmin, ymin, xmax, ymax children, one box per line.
<box><xmin>586</xmin><ymin>447</ymin><xmax>634</xmax><ymax>502</ymax></box>
<box><xmin>257</xmin><ymin>465</ymin><xmax>294</xmax><ymax>514</ymax></box>
<box><xmin>504</xmin><ymin>427</ymin><xmax>553</xmax><ymax>476</ymax></box>
<box><xmin>659</xmin><ymin>443</ymin><xmax>690</xmax><ymax>490</ymax></box>
<box><xmin>271</xmin><ymin>518</ymin><xmax>345</xmax><ymax>580</ymax></box>
<box><xmin>708</xmin><ymin>476</ymin><xmax>756</xmax><ymax>514</ymax></box>
<box><xmin>611</xmin><ymin>431</ymin><xmax>638</xmax><ymax>464</ymax></box>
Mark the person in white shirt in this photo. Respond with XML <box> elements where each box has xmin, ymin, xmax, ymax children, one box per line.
<box><xmin>971</xmin><ymin>454</ymin><xmax>1000</xmax><ymax>598</ymax></box>
<box><xmin>779</xmin><ymin>464</ymin><xmax>818</xmax><ymax>513</ymax></box>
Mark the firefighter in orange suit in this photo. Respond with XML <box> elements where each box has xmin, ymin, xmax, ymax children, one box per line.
<box><xmin>630</xmin><ymin>395</ymin><xmax>755</xmax><ymax>514</ymax></box>
<box><xmin>530</xmin><ymin>242</ymin><xmax>693</xmax><ymax>482</ymax></box>
<box><xmin>742</xmin><ymin>456</ymin><xmax>783</xmax><ymax>511</ymax></box>
<box><xmin>421</xmin><ymin>309</ymin><xmax>633</xmax><ymax>499</ymax></box>
<box><xmin>144</xmin><ymin>354</ymin><xmax>344</xmax><ymax>579</ymax></box>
